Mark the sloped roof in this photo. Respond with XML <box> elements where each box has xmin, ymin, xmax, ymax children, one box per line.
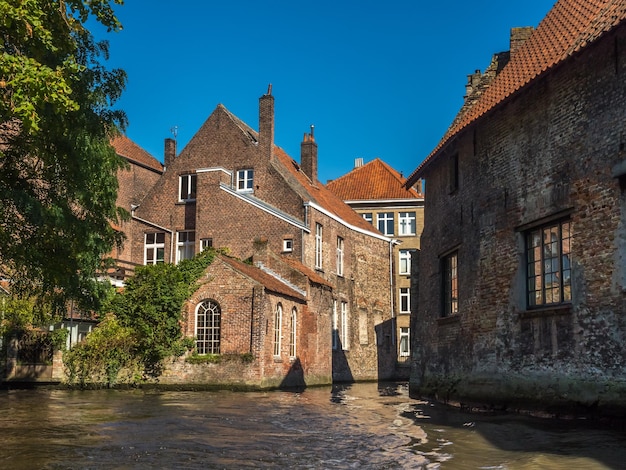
<box><xmin>218</xmin><ymin>254</ymin><xmax>306</xmax><ymax>301</ymax></box>
<box><xmin>111</xmin><ymin>135</ymin><xmax>163</xmax><ymax>173</ymax></box>
<box><xmin>217</xmin><ymin>105</ymin><xmax>385</xmax><ymax>237</ymax></box>
<box><xmin>281</xmin><ymin>256</ymin><xmax>334</xmax><ymax>289</ymax></box>
<box><xmin>407</xmin><ymin>0</ymin><xmax>626</xmax><ymax>183</ymax></box>
<box><xmin>327</xmin><ymin>158</ymin><xmax>422</xmax><ymax>201</ymax></box>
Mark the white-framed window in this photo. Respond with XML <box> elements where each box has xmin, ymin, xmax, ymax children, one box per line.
<box><xmin>332</xmin><ymin>300</ymin><xmax>338</xmax><ymax>350</ymax></box>
<box><xmin>399</xmin><ymin>212</ymin><xmax>416</xmax><ymax>236</ymax></box>
<box><xmin>176</xmin><ymin>231</ymin><xmax>195</xmax><ymax>263</ymax></box>
<box><xmin>289</xmin><ymin>307</ymin><xmax>297</xmax><ymax>358</ymax></box>
<box><xmin>315</xmin><ymin>223</ymin><xmax>323</xmax><ymax>270</ymax></box>
<box><xmin>200</xmin><ymin>238</ymin><xmax>213</xmax><ymax>251</ymax></box>
<box><xmin>399</xmin><ymin>327</ymin><xmax>410</xmax><ymax>357</ymax></box>
<box><xmin>377</xmin><ymin>212</ymin><xmax>394</xmax><ymax>236</ymax></box>
<box><xmin>399</xmin><ymin>287</ymin><xmax>410</xmax><ymax>313</ymax></box>
<box><xmin>179</xmin><ymin>174</ymin><xmax>197</xmax><ymax>201</ymax></box>
<box><xmin>336</xmin><ymin>236</ymin><xmax>344</xmax><ymax>276</ymax></box>
<box><xmin>399</xmin><ymin>249</ymin><xmax>412</xmax><ymax>275</ymax></box>
<box><xmin>362</xmin><ymin>212</ymin><xmax>373</xmax><ymax>224</ymax></box>
<box><xmin>273</xmin><ymin>303</ymin><xmax>283</xmax><ymax>357</ymax></box>
<box><xmin>144</xmin><ymin>232</ymin><xmax>165</xmax><ymax>265</ymax></box>
<box><xmin>237</xmin><ymin>169</ymin><xmax>254</xmax><ymax>192</ymax></box>
<box><xmin>340</xmin><ymin>301</ymin><xmax>349</xmax><ymax>350</ymax></box>
<box><xmin>196</xmin><ymin>300</ymin><xmax>221</xmax><ymax>354</ymax></box>
<box><xmin>283</xmin><ymin>238</ymin><xmax>293</xmax><ymax>252</ymax></box>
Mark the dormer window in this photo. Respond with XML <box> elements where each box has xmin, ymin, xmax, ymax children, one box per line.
<box><xmin>179</xmin><ymin>174</ymin><xmax>197</xmax><ymax>201</ymax></box>
<box><xmin>237</xmin><ymin>169</ymin><xmax>254</xmax><ymax>192</ymax></box>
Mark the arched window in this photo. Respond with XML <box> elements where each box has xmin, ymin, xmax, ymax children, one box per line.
<box><xmin>289</xmin><ymin>307</ymin><xmax>297</xmax><ymax>358</ymax></box>
<box><xmin>196</xmin><ymin>300</ymin><xmax>221</xmax><ymax>354</ymax></box>
<box><xmin>273</xmin><ymin>303</ymin><xmax>283</xmax><ymax>357</ymax></box>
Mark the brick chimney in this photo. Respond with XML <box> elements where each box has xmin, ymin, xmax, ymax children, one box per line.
<box><xmin>259</xmin><ymin>84</ymin><xmax>274</xmax><ymax>159</ymax></box>
<box><xmin>301</xmin><ymin>125</ymin><xmax>318</xmax><ymax>184</ymax></box>
<box><xmin>164</xmin><ymin>137</ymin><xmax>176</xmax><ymax>170</ymax></box>
<box><xmin>510</xmin><ymin>27</ymin><xmax>534</xmax><ymax>58</ymax></box>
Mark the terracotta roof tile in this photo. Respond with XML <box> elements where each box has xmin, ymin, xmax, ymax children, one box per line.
<box><xmin>218</xmin><ymin>254</ymin><xmax>306</xmax><ymax>301</ymax></box>
<box><xmin>111</xmin><ymin>135</ymin><xmax>163</xmax><ymax>173</ymax></box>
<box><xmin>408</xmin><ymin>0</ymin><xmax>626</xmax><ymax>182</ymax></box>
<box><xmin>326</xmin><ymin>158</ymin><xmax>423</xmax><ymax>201</ymax></box>
<box><xmin>280</xmin><ymin>256</ymin><xmax>334</xmax><ymax>288</ymax></box>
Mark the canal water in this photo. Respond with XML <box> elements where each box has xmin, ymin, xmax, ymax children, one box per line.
<box><xmin>1</xmin><ymin>382</ymin><xmax>625</xmax><ymax>469</ymax></box>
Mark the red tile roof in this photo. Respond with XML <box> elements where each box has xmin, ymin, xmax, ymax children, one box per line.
<box><xmin>280</xmin><ymin>256</ymin><xmax>334</xmax><ymax>289</ymax></box>
<box><xmin>111</xmin><ymin>135</ymin><xmax>163</xmax><ymax>173</ymax></box>
<box><xmin>407</xmin><ymin>0</ymin><xmax>626</xmax><ymax>183</ymax></box>
<box><xmin>326</xmin><ymin>158</ymin><xmax>422</xmax><ymax>201</ymax></box>
<box><xmin>218</xmin><ymin>254</ymin><xmax>306</xmax><ymax>301</ymax></box>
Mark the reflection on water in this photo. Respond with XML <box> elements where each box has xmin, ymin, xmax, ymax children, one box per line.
<box><xmin>0</xmin><ymin>382</ymin><xmax>624</xmax><ymax>469</ymax></box>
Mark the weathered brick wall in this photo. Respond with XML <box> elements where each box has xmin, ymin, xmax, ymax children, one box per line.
<box><xmin>412</xmin><ymin>26</ymin><xmax>626</xmax><ymax>411</ymax></box>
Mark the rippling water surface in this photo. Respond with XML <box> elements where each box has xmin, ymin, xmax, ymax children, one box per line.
<box><xmin>1</xmin><ymin>382</ymin><xmax>625</xmax><ymax>469</ymax></box>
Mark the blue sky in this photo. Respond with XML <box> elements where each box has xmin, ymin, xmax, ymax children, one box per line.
<box><xmin>98</xmin><ymin>1</ymin><xmax>554</xmax><ymax>183</ymax></box>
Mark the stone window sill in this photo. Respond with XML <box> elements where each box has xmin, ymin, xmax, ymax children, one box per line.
<box><xmin>520</xmin><ymin>304</ymin><xmax>572</xmax><ymax>319</ymax></box>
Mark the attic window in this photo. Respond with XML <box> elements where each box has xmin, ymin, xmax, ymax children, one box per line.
<box><xmin>237</xmin><ymin>169</ymin><xmax>254</xmax><ymax>192</ymax></box>
<box><xmin>283</xmin><ymin>239</ymin><xmax>293</xmax><ymax>252</ymax></box>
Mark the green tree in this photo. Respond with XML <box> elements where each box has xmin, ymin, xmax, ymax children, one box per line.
<box><xmin>0</xmin><ymin>0</ymin><xmax>127</xmax><ymax>315</ymax></box>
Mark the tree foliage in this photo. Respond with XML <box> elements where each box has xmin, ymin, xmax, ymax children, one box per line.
<box><xmin>0</xmin><ymin>0</ymin><xmax>127</xmax><ymax>314</ymax></box>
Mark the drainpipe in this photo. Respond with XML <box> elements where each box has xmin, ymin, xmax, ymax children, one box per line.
<box><xmin>389</xmin><ymin>240</ymin><xmax>397</xmax><ymax>347</ymax></box>
<box><xmin>250</xmin><ymin>287</ymin><xmax>255</xmax><ymax>354</ymax></box>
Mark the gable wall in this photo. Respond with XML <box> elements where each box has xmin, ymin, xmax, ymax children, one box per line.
<box><xmin>412</xmin><ymin>26</ymin><xmax>626</xmax><ymax>410</ymax></box>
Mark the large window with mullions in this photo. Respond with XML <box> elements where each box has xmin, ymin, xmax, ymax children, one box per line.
<box><xmin>526</xmin><ymin>219</ymin><xmax>572</xmax><ymax>307</ymax></box>
<box><xmin>196</xmin><ymin>300</ymin><xmax>221</xmax><ymax>354</ymax></box>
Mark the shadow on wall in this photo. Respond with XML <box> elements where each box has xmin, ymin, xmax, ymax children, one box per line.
<box><xmin>279</xmin><ymin>357</ymin><xmax>306</xmax><ymax>390</ymax></box>
<box><xmin>376</xmin><ymin>318</ymin><xmax>397</xmax><ymax>381</ymax></box>
<box><xmin>332</xmin><ymin>336</ymin><xmax>355</xmax><ymax>383</ymax></box>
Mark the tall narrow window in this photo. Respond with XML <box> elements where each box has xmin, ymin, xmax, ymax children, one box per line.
<box><xmin>526</xmin><ymin>220</ymin><xmax>572</xmax><ymax>307</ymax></box>
<box><xmin>179</xmin><ymin>174</ymin><xmax>197</xmax><ymax>201</ymax></box>
<box><xmin>336</xmin><ymin>236</ymin><xmax>344</xmax><ymax>276</ymax></box>
<box><xmin>398</xmin><ymin>212</ymin><xmax>416</xmax><ymax>236</ymax></box>
<box><xmin>377</xmin><ymin>212</ymin><xmax>394</xmax><ymax>236</ymax></box>
<box><xmin>399</xmin><ymin>327</ymin><xmax>410</xmax><ymax>357</ymax></box>
<box><xmin>176</xmin><ymin>231</ymin><xmax>195</xmax><ymax>263</ymax></box>
<box><xmin>340</xmin><ymin>301</ymin><xmax>349</xmax><ymax>350</ymax></box>
<box><xmin>315</xmin><ymin>223</ymin><xmax>323</xmax><ymax>270</ymax></box>
<box><xmin>196</xmin><ymin>300</ymin><xmax>220</xmax><ymax>354</ymax></box>
<box><xmin>237</xmin><ymin>169</ymin><xmax>254</xmax><ymax>192</ymax></box>
<box><xmin>399</xmin><ymin>287</ymin><xmax>411</xmax><ymax>313</ymax></box>
<box><xmin>144</xmin><ymin>232</ymin><xmax>165</xmax><ymax>265</ymax></box>
<box><xmin>273</xmin><ymin>303</ymin><xmax>283</xmax><ymax>357</ymax></box>
<box><xmin>449</xmin><ymin>154</ymin><xmax>459</xmax><ymax>193</ymax></box>
<box><xmin>442</xmin><ymin>251</ymin><xmax>459</xmax><ymax>317</ymax></box>
<box><xmin>399</xmin><ymin>249</ymin><xmax>412</xmax><ymax>275</ymax></box>
<box><xmin>289</xmin><ymin>308</ymin><xmax>297</xmax><ymax>358</ymax></box>
<box><xmin>332</xmin><ymin>300</ymin><xmax>338</xmax><ymax>350</ymax></box>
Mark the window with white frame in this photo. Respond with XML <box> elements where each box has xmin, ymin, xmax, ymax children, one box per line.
<box><xmin>179</xmin><ymin>174</ymin><xmax>197</xmax><ymax>201</ymax></box>
<box><xmin>315</xmin><ymin>223</ymin><xmax>323</xmax><ymax>270</ymax></box>
<box><xmin>399</xmin><ymin>287</ymin><xmax>410</xmax><ymax>313</ymax></box>
<box><xmin>200</xmin><ymin>238</ymin><xmax>213</xmax><ymax>251</ymax></box>
<box><xmin>362</xmin><ymin>212</ymin><xmax>373</xmax><ymax>224</ymax></box>
<box><xmin>399</xmin><ymin>212</ymin><xmax>416</xmax><ymax>236</ymax></box>
<box><xmin>340</xmin><ymin>301</ymin><xmax>349</xmax><ymax>350</ymax></box>
<box><xmin>336</xmin><ymin>236</ymin><xmax>344</xmax><ymax>276</ymax></box>
<box><xmin>399</xmin><ymin>249</ymin><xmax>412</xmax><ymax>275</ymax></box>
<box><xmin>289</xmin><ymin>307</ymin><xmax>297</xmax><ymax>358</ymax></box>
<box><xmin>176</xmin><ymin>231</ymin><xmax>195</xmax><ymax>263</ymax></box>
<box><xmin>283</xmin><ymin>238</ymin><xmax>293</xmax><ymax>252</ymax></box>
<box><xmin>237</xmin><ymin>169</ymin><xmax>254</xmax><ymax>192</ymax></box>
<box><xmin>399</xmin><ymin>327</ymin><xmax>410</xmax><ymax>357</ymax></box>
<box><xmin>442</xmin><ymin>251</ymin><xmax>458</xmax><ymax>317</ymax></box>
<box><xmin>273</xmin><ymin>303</ymin><xmax>283</xmax><ymax>357</ymax></box>
<box><xmin>377</xmin><ymin>212</ymin><xmax>394</xmax><ymax>236</ymax></box>
<box><xmin>144</xmin><ymin>232</ymin><xmax>165</xmax><ymax>265</ymax></box>
<box><xmin>196</xmin><ymin>300</ymin><xmax>221</xmax><ymax>354</ymax></box>
<box><xmin>332</xmin><ymin>300</ymin><xmax>338</xmax><ymax>350</ymax></box>
<box><xmin>526</xmin><ymin>219</ymin><xmax>572</xmax><ymax>308</ymax></box>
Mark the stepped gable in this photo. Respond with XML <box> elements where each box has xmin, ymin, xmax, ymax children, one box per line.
<box><xmin>218</xmin><ymin>254</ymin><xmax>306</xmax><ymax>301</ymax></box>
<box><xmin>111</xmin><ymin>134</ymin><xmax>163</xmax><ymax>173</ymax></box>
<box><xmin>327</xmin><ymin>158</ymin><xmax>422</xmax><ymax>200</ymax></box>
<box><xmin>407</xmin><ymin>0</ymin><xmax>626</xmax><ymax>182</ymax></box>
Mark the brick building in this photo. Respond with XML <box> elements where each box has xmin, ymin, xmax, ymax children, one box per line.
<box><xmin>123</xmin><ymin>89</ymin><xmax>395</xmax><ymax>386</ymax></box>
<box><xmin>405</xmin><ymin>0</ymin><xmax>626</xmax><ymax>412</ymax></box>
<box><xmin>327</xmin><ymin>158</ymin><xmax>424</xmax><ymax>377</ymax></box>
